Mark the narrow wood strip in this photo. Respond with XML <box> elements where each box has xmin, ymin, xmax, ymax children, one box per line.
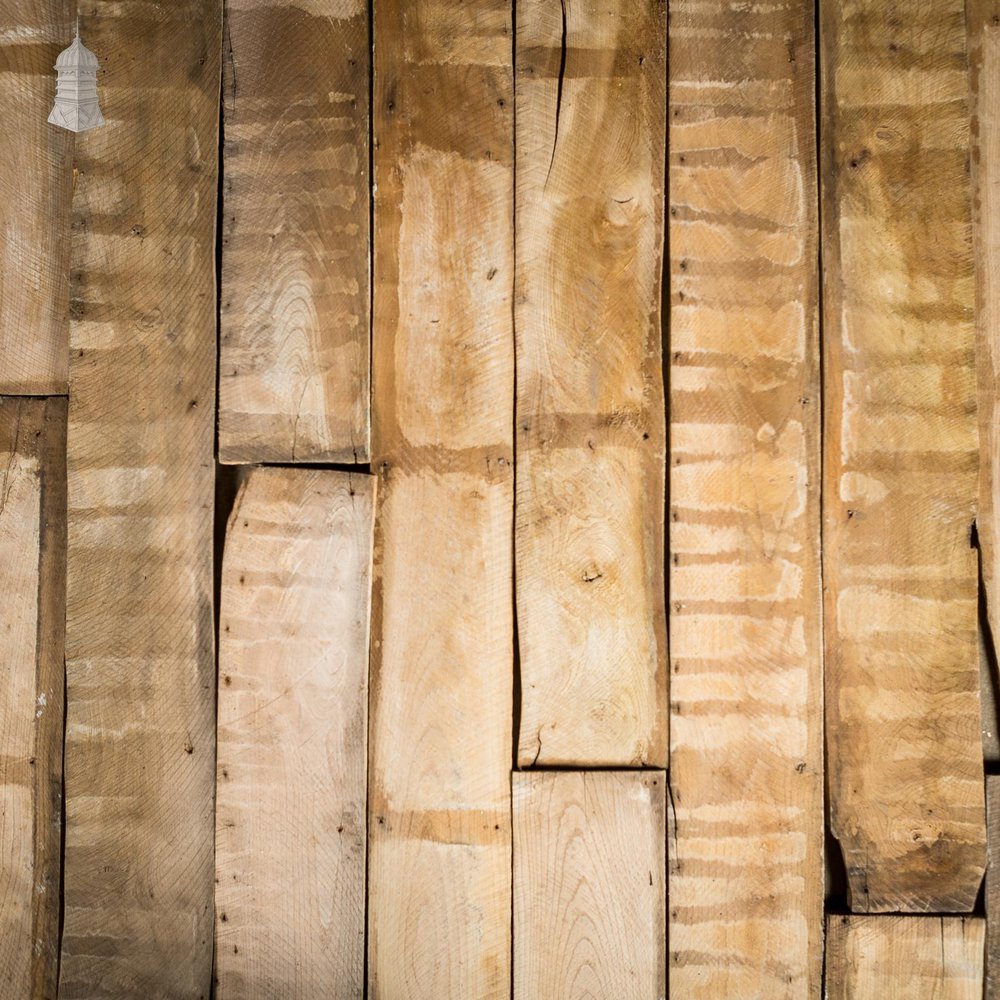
<box><xmin>215</xmin><ymin>468</ymin><xmax>374</xmax><ymax>998</ymax></box>
<box><xmin>0</xmin><ymin>397</ymin><xmax>66</xmax><ymax>999</ymax></box>
<box><xmin>0</xmin><ymin>2</ymin><xmax>73</xmax><ymax>394</ymax></box>
<box><xmin>58</xmin><ymin>3</ymin><xmax>221</xmax><ymax>995</ymax></box>
<box><xmin>668</xmin><ymin>1</ymin><xmax>823</xmax><ymax>993</ymax></box>
<box><xmin>825</xmin><ymin>915</ymin><xmax>985</xmax><ymax>999</ymax></box>
<box><xmin>513</xmin><ymin>771</ymin><xmax>666</xmax><ymax>1000</ymax></box>
<box><xmin>367</xmin><ymin>2</ymin><xmax>514</xmax><ymax>997</ymax></box>
<box><xmin>218</xmin><ymin>0</ymin><xmax>370</xmax><ymax>464</ymax></box>
<box><xmin>514</xmin><ymin>0</ymin><xmax>667</xmax><ymax>767</ymax></box>
<box><xmin>988</xmin><ymin>777</ymin><xmax>1000</xmax><ymax>1000</ymax></box>
<box><xmin>821</xmin><ymin>0</ymin><xmax>986</xmax><ymax>912</ymax></box>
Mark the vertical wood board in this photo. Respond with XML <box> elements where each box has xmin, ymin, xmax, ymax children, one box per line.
<box><xmin>0</xmin><ymin>1</ymin><xmax>73</xmax><ymax>394</ymax></box>
<box><xmin>215</xmin><ymin>467</ymin><xmax>374</xmax><ymax>999</ymax></box>
<box><xmin>821</xmin><ymin>0</ymin><xmax>985</xmax><ymax>912</ymax></box>
<box><xmin>668</xmin><ymin>1</ymin><xmax>823</xmax><ymax>995</ymax></box>
<box><xmin>514</xmin><ymin>0</ymin><xmax>667</xmax><ymax>767</ymax></box>
<box><xmin>219</xmin><ymin>0</ymin><xmax>370</xmax><ymax>463</ymax></box>
<box><xmin>58</xmin><ymin>2</ymin><xmax>221</xmax><ymax>996</ymax></box>
<box><xmin>825</xmin><ymin>916</ymin><xmax>985</xmax><ymax>1000</ymax></box>
<box><xmin>0</xmin><ymin>397</ymin><xmax>66</xmax><ymax>1000</ymax></box>
<box><xmin>367</xmin><ymin>2</ymin><xmax>514</xmax><ymax>997</ymax></box>
<box><xmin>513</xmin><ymin>770</ymin><xmax>666</xmax><ymax>1000</ymax></box>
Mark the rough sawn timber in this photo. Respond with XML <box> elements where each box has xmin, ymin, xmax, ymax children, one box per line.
<box><xmin>367</xmin><ymin>2</ymin><xmax>514</xmax><ymax>997</ymax></box>
<box><xmin>821</xmin><ymin>0</ymin><xmax>986</xmax><ymax>912</ymax></box>
<box><xmin>58</xmin><ymin>2</ymin><xmax>222</xmax><ymax>995</ymax></box>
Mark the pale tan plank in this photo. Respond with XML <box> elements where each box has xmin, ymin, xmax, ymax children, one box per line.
<box><xmin>668</xmin><ymin>1</ymin><xmax>823</xmax><ymax>993</ymax></box>
<box><xmin>58</xmin><ymin>3</ymin><xmax>221</xmax><ymax>995</ymax></box>
<box><xmin>215</xmin><ymin>468</ymin><xmax>373</xmax><ymax>999</ymax></box>
<box><xmin>822</xmin><ymin>0</ymin><xmax>986</xmax><ymax>912</ymax></box>
<box><xmin>988</xmin><ymin>777</ymin><xmax>1000</xmax><ymax>1000</ymax></box>
<box><xmin>513</xmin><ymin>771</ymin><xmax>666</xmax><ymax>1000</ymax></box>
<box><xmin>367</xmin><ymin>2</ymin><xmax>514</xmax><ymax>997</ymax></box>
<box><xmin>514</xmin><ymin>0</ymin><xmax>667</xmax><ymax>767</ymax></box>
<box><xmin>0</xmin><ymin>2</ymin><xmax>72</xmax><ymax>394</ymax></box>
<box><xmin>0</xmin><ymin>398</ymin><xmax>66</xmax><ymax>999</ymax></box>
<box><xmin>826</xmin><ymin>916</ymin><xmax>985</xmax><ymax>999</ymax></box>
<box><xmin>218</xmin><ymin>0</ymin><xmax>369</xmax><ymax>463</ymax></box>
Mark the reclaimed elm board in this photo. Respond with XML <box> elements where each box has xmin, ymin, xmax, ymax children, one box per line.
<box><xmin>57</xmin><ymin>1</ymin><xmax>221</xmax><ymax>996</ymax></box>
<box><xmin>513</xmin><ymin>770</ymin><xmax>666</xmax><ymax>1000</ymax></box>
<box><xmin>514</xmin><ymin>0</ymin><xmax>667</xmax><ymax>768</ymax></box>
<box><xmin>366</xmin><ymin>1</ymin><xmax>514</xmax><ymax>997</ymax></box>
<box><xmin>821</xmin><ymin>0</ymin><xmax>986</xmax><ymax>913</ymax></box>
<box><xmin>218</xmin><ymin>0</ymin><xmax>370</xmax><ymax>464</ymax></box>
<box><xmin>825</xmin><ymin>915</ymin><xmax>986</xmax><ymax>1000</ymax></box>
<box><xmin>0</xmin><ymin>397</ymin><xmax>65</xmax><ymax>1000</ymax></box>
<box><xmin>667</xmin><ymin>0</ymin><xmax>824</xmax><ymax>995</ymax></box>
<box><xmin>0</xmin><ymin>1</ymin><xmax>73</xmax><ymax>394</ymax></box>
<box><xmin>215</xmin><ymin>467</ymin><xmax>374</xmax><ymax>999</ymax></box>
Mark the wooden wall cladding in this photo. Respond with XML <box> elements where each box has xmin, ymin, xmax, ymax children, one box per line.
<box><xmin>0</xmin><ymin>398</ymin><xmax>66</xmax><ymax>1000</ymax></box>
<box><xmin>667</xmin><ymin>0</ymin><xmax>824</xmax><ymax>995</ymax></box>
<box><xmin>514</xmin><ymin>0</ymin><xmax>667</xmax><ymax>768</ymax></box>
<box><xmin>513</xmin><ymin>771</ymin><xmax>667</xmax><ymax>1000</ymax></box>
<box><xmin>57</xmin><ymin>2</ymin><xmax>222</xmax><ymax>996</ymax></box>
<box><xmin>821</xmin><ymin>0</ymin><xmax>987</xmax><ymax>913</ymax></box>
<box><xmin>215</xmin><ymin>467</ymin><xmax>374</xmax><ymax>999</ymax></box>
<box><xmin>367</xmin><ymin>2</ymin><xmax>514</xmax><ymax>997</ymax></box>
<box><xmin>0</xmin><ymin>1</ymin><xmax>73</xmax><ymax>394</ymax></box>
<box><xmin>218</xmin><ymin>0</ymin><xmax>370</xmax><ymax>464</ymax></box>
<box><xmin>825</xmin><ymin>916</ymin><xmax>986</xmax><ymax>999</ymax></box>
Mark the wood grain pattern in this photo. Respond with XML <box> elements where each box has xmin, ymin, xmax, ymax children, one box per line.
<box><xmin>0</xmin><ymin>1</ymin><xmax>73</xmax><ymax>394</ymax></box>
<box><xmin>514</xmin><ymin>0</ymin><xmax>667</xmax><ymax>767</ymax></box>
<box><xmin>218</xmin><ymin>0</ymin><xmax>369</xmax><ymax>463</ymax></box>
<box><xmin>970</xmin><ymin>0</ymin><xmax>1000</xmax><ymax>763</ymax></box>
<box><xmin>513</xmin><ymin>771</ymin><xmax>666</xmax><ymax>1000</ymax></box>
<box><xmin>58</xmin><ymin>3</ymin><xmax>221</xmax><ymax>996</ymax></box>
<box><xmin>668</xmin><ymin>1</ymin><xmax>823</xmax><ymax>994</ymax></box>
<box><xmin>825</xmin><ymin>915</ymin><xmax>985</xmax><ymax>999</ymax></box>
<box><xmin>0</xmin><ymin>397</ymin><xmax>66</xmax><ymax>1000</ymax></box>
<box><xmin>215</xmin><ymin>467</ymin><xmax>374</xmax><ymax>999</ymax></box>
<box><xmin>988</xmin><ymin>777</ymin><xmax>1000</xmax><ymax>1000</ymax></box>
<box><xmin>821</xmin><ymin>0</ymin><xmax>986</xmax><ymax>912</ymax></box>
<box><xmin>367</xmin><ymin>2</ymin><xmax>514</xmax><ymax>997</ymax></box>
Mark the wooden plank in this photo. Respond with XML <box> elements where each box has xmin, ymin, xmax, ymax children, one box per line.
<box><xmin>0</xmin><ymin>397</ymin><xmax>66</xmax><ymax>1000</ymax></box>
<box><xmin>970</xmin><ymin>0</ymin><xmax>1000</xmax><ymax>766</ymax></box>
<box><xmin>215</xmin><ymin>468</ymin><xmax>374</xmax><ymax>998</ymax></box>
<box><xmin>367</xmin><ymin>2</ymin><xmax>514</xmax><ymax>996</ymax></box>
<box><xmin>0</xmin><ymin>2</ymin><xmax>73</xmax><ymax>394</ymax></box>
<box><xmin>988</xmin><ymin>777</ymin><xmax>1000</xmax><ymax>1000</ymax></box>
<box><xmin>218</xmin><ymin>0</ymin><xmax>369</xmax><ymax>464</ymax></box>
<box><xmin>821</xmin><ymin>0</ymin><xmax>986</xmax><ymax>912</ymax></box>
<box><xmin>667</xmin><ymin>1</ymin><xmax>823</xmax><ymax>994</ymax></box>
<box><xmin>513</xmin><ymin>771</ymin><xmax>666</xmax><ymax>1000</ymax></box>
<box><xmin>58</xmin><ymin>3</ymin><xmax>221</xmax><ymax>996</ymax></box>
<box><xmin>825</xmin><ymin>916</ymin><xmax>985</xmax><ymax>999</ymax></box>
<box><xmin>514</xmin><ymin>0</ymin><xmax>667</xmax><ymax>766</ymax></box>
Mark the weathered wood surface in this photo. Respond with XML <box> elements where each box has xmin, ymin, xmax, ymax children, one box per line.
<box><xmin>367</xmin><ymin>2</ymin><xmax>514</xmax><ymax>997</ymax></box>
<box><xmin>668</xmin><ymin>1</ymin><xmax>823</xmax><ymax>994</ymax></box>
<box><xmin>513</xmin><ymin>771</ymin><xmax>666</xmax><ymax>1000</ymax></box>
<box><xmin>825</xmin><ymin>916</ymin><xmax>985</xmax><ymax>999</ymax></box>
<box><xmin>215</xmin><ymin>468</ymin><xmax>374</xmax><ymax>999</ymax></box>
<box><xmin>514</xmin><ymin>0</ymin><xmax>667</xmax><ymax>767</ymax></box>
<box><xmin>0</xmin><ymin>2</ymin><xmax>73</xmax><ymax>394</ymax></box>
<box><xmin>988</xmin><ymin>777</ymin><xmax>1000</xmax><ymax>1000</ymax></box>
<box><xmin>219</xmin><ymin>0</ymin><xmax>369</xmax><ymax>464</ymax></box>
<box><xmin>821</xmin><ymin>0</ymin><xmax>985</xmax><ymax>912</ymax></box>
<box><xmin>0</xmin><ymin>398</ymin><xmax>66</xmax><ymax>1000</ymax></box>
<box><xmin>58</xmin><ymin>3</ymin><xmax>221</xmax><ymax>996</ymax></box>
<box><xmin>971</xmin><ymin>0</ymin><xmax>1000</xmax><ymax>765</ymax></box>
